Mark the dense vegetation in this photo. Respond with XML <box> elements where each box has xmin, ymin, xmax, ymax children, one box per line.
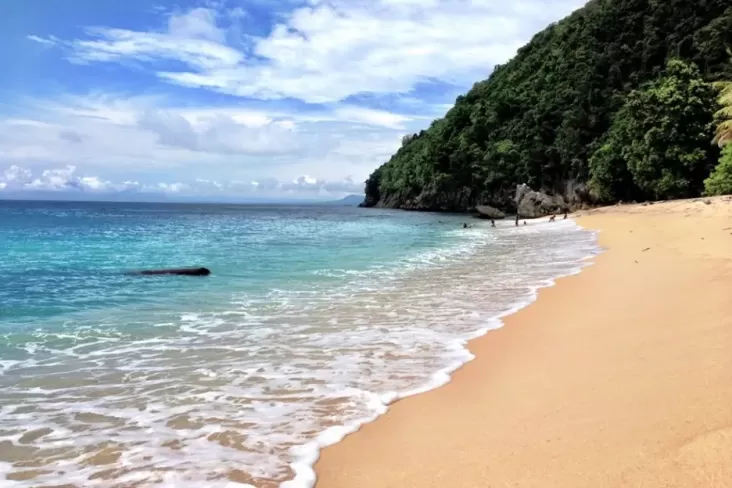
<box><xmin>705</xmin><ymin>56</ymin><xmax>732</xmax><ymax>196</ymax></box>
<box><xmin>704</xmin><ymin>145</ymin><xmax>732</xmax><ymax>195</ymax></box>
<box><xmin>714</xmin><ymin>65</ymin><xmax>732</xmax><ymax>146</ymax></box>
<box><xmin>363</xmin><ymin>0</ymin><xmax>732</xmax><ymax>211</ymax></box>
<box><xmin>588</xmin><ymin>60</ymin><xmax>719</xmax><ymax>201</ymax></box>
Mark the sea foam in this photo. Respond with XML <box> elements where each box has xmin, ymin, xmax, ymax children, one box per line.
<box><xmin>0</xmin><ymin>214</ymin><xmax>599</xmax><ymax>488</ymax></box>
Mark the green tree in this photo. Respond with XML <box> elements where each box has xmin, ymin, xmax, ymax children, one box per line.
<box><xmin>588</xmin><ymin>139</ymin><xmax>635</xmax><ymax>202</ymax></box>
<box><xmin>362</xmin><ymin>1</ymin><xmax>732</xmax><ymax>210</ymax></box>
<box><xmin>714</xmin><ymin>65</ymin><xmax>732</xmax><ymax>146</ymax></box>
<box><xmin>704</xmin><ymin>144</ymin><xmax>732</xmax><ymax>195</ymax></box>
<box><xmin>590</xmin><ymin>60</ymin><xmax>719</xmax><ymax>201</ymax></box>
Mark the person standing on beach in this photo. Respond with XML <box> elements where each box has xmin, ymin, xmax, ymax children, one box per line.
<box><xmin>515</xmin><ymin>214</ymin><xmax>519</xmax><ymax>226</ymax></box>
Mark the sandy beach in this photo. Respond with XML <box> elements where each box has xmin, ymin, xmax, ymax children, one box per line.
<box><xmin>315</xmin><ymin>197</ymin><xmax>732</xmax><ymax>488</ymax></box>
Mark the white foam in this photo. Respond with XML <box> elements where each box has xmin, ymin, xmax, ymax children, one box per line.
<box><xmin>281</xmin><ymin>222</ymin><xmax>600</xmax><ymax>488</ymax></box>
<box><xmin>0</xmin><ymin>218</ymin><xmax>601</xmax><ymax>487</ymax></box>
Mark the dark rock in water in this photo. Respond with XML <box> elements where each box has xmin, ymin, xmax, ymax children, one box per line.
<box><xmin>515</xmin><ymin>184</ymin><xmax>569</xmax><ymax>218</ymax></box>
<box><xmin>475</xmin><ymin>205</ymin><xmax>506</xmax><ymax>219</ymax></box>
<box><xmin>131</xmin><ymin>267</ymin><xmax>211</xmax><ymax>276</ymax></box>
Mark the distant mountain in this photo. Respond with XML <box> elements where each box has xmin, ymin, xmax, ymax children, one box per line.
<box><xmin>325</xmin><ymin>194</ymin><xmax>365</xmax><ymax>206</ymax></box>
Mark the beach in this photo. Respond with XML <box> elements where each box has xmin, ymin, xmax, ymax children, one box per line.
<box><xmin>315</xmin><ymin>197</ymin><xmax>732</xmax><ymax>488</ymax></box>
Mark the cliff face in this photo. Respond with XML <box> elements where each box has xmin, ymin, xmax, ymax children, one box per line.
<box><xmin>362</xmin><ymin>0</ymin><xmax>732</xmax><ymax>213</ymax></box>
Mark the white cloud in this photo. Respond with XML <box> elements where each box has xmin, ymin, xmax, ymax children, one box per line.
<box><xmin>0</xmin><ymin>92</ymin><xmax>414</xmax><ymax>188</ymax></box>
<box><xmin>14</xmin><ymin>1</ymin><xmax>587</xmax><ymax>198</ymax></box>
<box><xmin>0</xmin><ymin>164</ymin><xmax>363</xmax><ymax>199</ymax></box>
<box><xmin>59</xmin><ymin>7</ymin><xmax>242</xmax><ymax>70</ymax></box>
<box><xmin>27</xmin><ymin>35</ymin><xmax>58</xmax><ymax>46</ymax></box>
<box><xmin>1</xmin><ymin>163</ymin><xmax>145</xmax><ymax>194</ymax></box>
<box><xmin>330</xmin><ymin>106</ymin><xmax>412</xmax><ymax>130</ymax></box>
<box><xmin>36</xmin><ymin>1</ymin><xmax>587</xmax><ymax>104</ymax></box>
<box><xmin>4</xmin><ymin>165</ymin><xmax>33</xmax><ymax>185</ymax></box>
<box><xmin>157</xmin><ymin>182</ymin><xmax>190</xmax><ymax>193</ymax></box>
<box><xmin>167</xmin><ymin>7</ymin><xmax>225</xmax><ymax>42</ymax></box>
<box><xmin>20</xmin><ymin>165</ymin><xmax>118</xmax><ymax>192</ymax></box>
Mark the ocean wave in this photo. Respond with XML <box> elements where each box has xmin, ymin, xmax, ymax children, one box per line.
<box><xmin>0</xmin><ymin>218</ymin><xmax>600</xmax><ymax>487</ymax></box>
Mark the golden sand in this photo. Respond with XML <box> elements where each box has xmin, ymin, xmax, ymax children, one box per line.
<box><xmin>315</xmin><ymin>196</ymin><xmax>732</xmax><ymax>488</ymax></box>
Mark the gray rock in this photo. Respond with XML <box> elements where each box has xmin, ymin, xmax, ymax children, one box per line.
<box><xmin>563</xmin><ymin>180</ymin><xmax>590</xmax><ymax>206</ymax></box>
<box><xmin>515</xmin><ymin>183</ymin><xmax>532</xmax><ymax>206</ymax></box>
<box><xmin>475</xmin><ymin>205</ymin><xmax>506</xmax><ymax>219</ymax></box>
<box><xmin>515</xmin><ymin>184</ymin><xmax>568</xmax><ymax>218</ymax></box>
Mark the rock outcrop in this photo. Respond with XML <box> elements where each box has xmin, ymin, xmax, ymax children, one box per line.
<box><xmin>372</xmin><ymin>187</ymin><xmax>475</xmax><ymax>212</ymax></box>
<box><xmin>515</xmin><ymin>184</ymin><xmax>569</xmax><ymax>218</ymax></box>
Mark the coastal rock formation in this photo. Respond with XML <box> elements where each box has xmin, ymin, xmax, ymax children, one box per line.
<box><xmin>475</xmin><ymin>205</ymin><xmax>505</xmax><ymax>219</ymax></box>
<box><xmin>515</xmin><ymin>184</ymin><xmax>568</xmax><ymax>218</ymax></box>
<box><xmin>371</xmin><ymin>187</ymin><xmax>474</xmax><ymax>212</ymax></box>
<box><xmin>515</xmin><ymin>184</ymin><xmax>532</xmax><ymax>209</ymax></box>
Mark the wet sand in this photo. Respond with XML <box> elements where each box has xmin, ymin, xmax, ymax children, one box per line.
<box><xmin>315</xmin><ymin>196</ymin><xmax>732</xmax><ymax>488</ymax></box>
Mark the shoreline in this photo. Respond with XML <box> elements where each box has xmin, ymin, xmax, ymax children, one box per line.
<box><xmin>313</xmin><ymin>197</ymin><xmax>732</xmax><ymax>488</ymax></box>
<box><xmin>282</xmin><ymin>218</ymin><xmax>599</xmax><ymax>488</ymax></box>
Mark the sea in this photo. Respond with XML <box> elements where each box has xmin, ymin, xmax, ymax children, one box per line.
<box><xmin>0</xmin><ymin>200</ymin><xmax>600</xmax><ymax>488</ymax></box>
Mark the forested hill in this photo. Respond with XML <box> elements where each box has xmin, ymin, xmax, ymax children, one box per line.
<box><xmin>363</xmin><ymin>0</ymin><xmax>732</xmax><ymax>212</ymax></box>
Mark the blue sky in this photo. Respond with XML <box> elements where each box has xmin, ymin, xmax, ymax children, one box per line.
<box><xmin>0</xmin><ymin>0</ymin><xmax>586</xmax><ymax>201</ymax></box>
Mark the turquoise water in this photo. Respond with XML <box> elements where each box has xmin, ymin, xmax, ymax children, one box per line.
<box><xmin>0</xmin><ymin>200</ymin><xmax>599</xmax><ymax>488</ymax></box>
<box><xmin>1</xmin><ymin>202</ymin><xmax>459</xmax><ymax>324</ymax></box>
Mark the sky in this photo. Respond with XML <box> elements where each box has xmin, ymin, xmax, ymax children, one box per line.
<box><xmin>0</xmin><ymin>0</ymin><xmax>587</xmax><ymax>201</ymax></box>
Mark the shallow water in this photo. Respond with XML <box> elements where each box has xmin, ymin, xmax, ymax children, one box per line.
<box><xmin>0</xmin><ymin>201</ymin><xmax>599</xmax><ymax>487</ymax></box>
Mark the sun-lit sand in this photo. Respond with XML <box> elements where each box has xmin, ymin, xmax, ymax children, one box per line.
<box><xmin>315</xmin><ymin>196</ymin><xmax>732</xmax><ymax>488</ymax></box>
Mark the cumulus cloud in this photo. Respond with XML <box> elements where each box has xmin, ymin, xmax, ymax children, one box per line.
<box><xmin>156</xmin><ymin>182</ymin><xmax>190</xmax><ymax>193</ymax></box>
<box><xmin>0</xmin><ymin>164</ymin><xmax>145</xmax><ymax>194</ymax></box>
<box><xmin>32</xmin><ymin>0</ymin><xmax>587</xmax><ymax>104</ymax></box>
<box><xmin>9</xmin><ymin>165</ymin><xmax>118</xmax><ymax>192</ymax></box>
<box><xmin>4</xmin><ymin>165</ymin><xmax>34</xmax><ymax>185</ymax></box>
<box><xmin>279</xmin><ymin>175</ymin><xmax>363</xmax><ymax>195</ymax></box>
<box><xmin>0</xmin><ymin>164</ymin><xmax>363</xmax><ymax>199</ymax></box>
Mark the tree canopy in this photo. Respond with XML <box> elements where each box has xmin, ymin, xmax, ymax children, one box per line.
<box><xmin>704</xmin><ymin>144</ymin><xmax>732</xmax><ymax>195</ymax></box>
<box><xmin>589</xmin><ymin>60</ymin><xmax>719</xmax><ymax>201</ymax></box>
<box><xmin>363</xmin><ymin>0</ymin><xmax>732</xmax><ymax>210</ymax></box>
<box><xmin>714</xmin><ymin>56</ymin><xmax>732</xmax><ymax>146</ymax></box>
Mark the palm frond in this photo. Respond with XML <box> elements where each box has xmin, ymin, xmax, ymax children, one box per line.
<box><xmin>713</xmin><ymin>60</ymin><xmax>732</xmax><ymax>147</ymax></box>
<box><xmin>714</xmin><ymin>120</ymin><xmax>732</xmax><ymax>147</ymax></box>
